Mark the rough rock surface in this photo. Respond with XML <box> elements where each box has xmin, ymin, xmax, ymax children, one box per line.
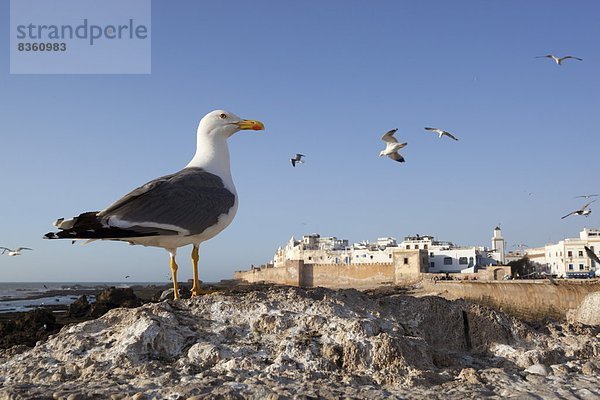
<box><xmin>574</xmin><ymin>291</ymin><xmax>600</xmax><ymax>326</ymax></box>
<box><xmin>0</xmin><ymin>287</ymin><xmax>147</xmax><ymax>350</ymax></box>
<box><xmin>0</xmin><ymin>286</ymin><xmax>599</xmax><ymax>399</ymax></box>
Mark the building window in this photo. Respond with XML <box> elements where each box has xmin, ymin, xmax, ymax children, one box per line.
<box><xmin>459</xmin><ymin>257</ymin><xmax>468</xmax><ymax>265</ymax></box>
<box><xmin>370</xmin><ymin>255</ymin><xmax>373</xmax><ymax>260</ymax></box>
<box><xmin>403</xmin><ymin>258</ymin><xmax>409</xmax><ymax>265</ymax></box>
<box><xmin>578</xmin><ymin>251</ymin><xmax>583</xmax><ymax>257</ymax></box>
<box><xmin>444</xmin><ymin>257</ymin><xmax>452</xmax><ymax>265</ymax></box>
<box><xmin>568</xmin><ymin>264</ymin><xmax>573</xmax><ymax>270</ymax></box>
<box><xmin>424</xmin><ymin>244</ymin><xmax>428</xmax><ymax>249</ymax></box>
<box><xmin>430</xmin><ymin>261</ymin><xmax>435</xmax><ymax>269</ymax></box>
<box><xmin>567</xmin><ymin>251</ymin><xmax>572</xmax><ymax>257</ymax></box>
<box><xmin>430</xmin><ymin>252</ymin><xmax>434</xmax><ymax>257</ymax></box>
<box><xmin>415</xmin><ymin>245</ymin><xmax>419</xmax><ymax>249</ymax></box>
<box><xmin>579</xmin><ymin>264</ymin><xmax>585</xmax><ymax>270</ymax></box>
<box><xmin>389</xmin><ymin>254</ymin><xmax>392</xmax><ymax>259</ymax></box>
<box><xmin>469</xmin><ymin>257</ymin><xmax>474</xmax><ymax>266</ymax></box>
<box><xmin>406</xmin><ymin>245</ymin><xmax>410</xmax><ymax>250</ymax></box>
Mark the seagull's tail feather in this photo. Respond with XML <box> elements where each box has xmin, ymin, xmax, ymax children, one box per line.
<box><xmin>44</xmin><ymin>211</ymin><xmax>171</xmax><ymax>240</ymax></box>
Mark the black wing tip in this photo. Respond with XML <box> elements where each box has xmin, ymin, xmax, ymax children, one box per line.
<box><xmin>43</xmin><ymin>232</ymin><xmax>58</xmax><ymax>239</ymax></box>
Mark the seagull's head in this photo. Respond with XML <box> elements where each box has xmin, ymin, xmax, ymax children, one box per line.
<box><xmin>198</xmin><ymin>110</ymin><xmax>265</xmax><ymax>139</ymax></box>
<box><xmin>378</xmin><ymin>150</ymin><xmax>386</xmax><ymax>157</ymax></box>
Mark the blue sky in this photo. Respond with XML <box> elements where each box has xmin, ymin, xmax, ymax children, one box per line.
<box><xmin>1</xmin><ymin>0</ymin><xmax>599</xmax><ymax>282</ymax></box>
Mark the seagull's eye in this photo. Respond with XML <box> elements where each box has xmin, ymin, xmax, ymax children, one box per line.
<box><xmin>219</xmin><ymin>113</ymin><xmax>227</xmax><ymax>119</ymax></box>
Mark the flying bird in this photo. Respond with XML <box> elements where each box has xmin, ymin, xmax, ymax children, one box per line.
<box><xmin>561</xmin><ymin>200</ymin><xmax>596</xmax><ymax>219</ymax></box>
<box><xmin>290</xmin><ymin>153</ymin><xmax>305</xmax><ymax>167</ymax></box>
<box><xmin>0</xmin><ymin>247</ymin><xmax>33</xmax><ymax>256</ymax></box>
<box><xmin>44</xmin><ymin>110</ymin><xmax>265</xmax><ymax>300</ymax></box>
<box><xmin>379</xmin><ymin>129</ymin><xmax>407</xmax><ymax>163</ymax></box>
<box><xmin>575</xmin><ymin>194</ymin><xmax>599</xmax><ymax>199</ymax></box>
<box><xmin>424</xmin><ymin>127</ymin><xmax>459</xmax><ymax>141</ymax></box>
<box><xmin>536</xmin><ymin>55</ymin><xmax>583</xmax><ymax>65</ymax></box>
<box><xmin>584</xmin><ymin>246</ymin><xmax>600</xmax><ymax>265</ymax></box>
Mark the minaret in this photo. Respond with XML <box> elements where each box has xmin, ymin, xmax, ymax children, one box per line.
<box><xmin>492</xmin><ymin>227</ymin><xmax>506</xmax><ymax>264</ymax></box>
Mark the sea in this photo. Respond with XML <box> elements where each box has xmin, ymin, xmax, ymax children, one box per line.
<box><xmin>0</xmin><ymin>282</ymin><xmax>162</xmax><ymax>313</ymax></box>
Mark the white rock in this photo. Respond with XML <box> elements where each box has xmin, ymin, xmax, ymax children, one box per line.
<box><xmin>525</xmin><ymin>363</ymin><xmax>550</xmax><ymax>376</ymax></box>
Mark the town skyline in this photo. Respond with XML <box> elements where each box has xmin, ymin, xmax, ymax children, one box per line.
<box><xmin>1</xmin><ymin>1</ymin><xmax>599</xmax><ymax>282</ymax></box>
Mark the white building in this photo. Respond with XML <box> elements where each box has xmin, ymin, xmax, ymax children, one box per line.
<box><xmin>271</xmin><ymin>229</ymin><xmax>502</xmax><ymax>273</ymax></box>
<box><xmin>530</xmin><ymin>228</ymin><xmax>600</xmax><ymax>277</ymax></box>
<box><xmin>399</xmin><ymin>234</ymin><xmax>498</xmax><ymax>273</ymax></box>
<box><xmin>491</xmin><ymin>227</ymin><xmax>506</xmax><ymax>264</ymax></box>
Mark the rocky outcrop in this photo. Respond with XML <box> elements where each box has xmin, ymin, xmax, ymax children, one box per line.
<box><xmin>0</xmin><ymin>287</ymin><xmax>146</xmax><ymax>351</ymax></box>
<box><xmin>573</xmin><ymin>291</ymin><xmax>600</xmax><ymax>326</ymax></box>
<box><xmin>0</xmin><ymin>308</ymin><xmax>58</xmax><ymax>348</ymax></box>
<box><xmin>0</xmin><ymin>286</ymin><xmax>599</xmax><ymax>399</ymax></box>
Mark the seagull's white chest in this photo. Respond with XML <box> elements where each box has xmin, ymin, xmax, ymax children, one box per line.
<box><xmin>383</xmin><ymin>142</ymin><xmax>402</xmax><ymax>155</ymax></box>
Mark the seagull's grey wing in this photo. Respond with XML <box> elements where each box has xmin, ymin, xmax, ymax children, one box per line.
<box><xmin>381</xmin><ymin>129</ymin><xmax>398</xmax><ymax>143</ymax></box>
<box><xmin>561</xmin><ymin>211</ymin><xmax>576</xmax><ymax>219</ymax></box>
<box><xmin>296</xmin><ymin>154</ymin><xmax>305</xmax><ymax>158</ymax></box>
<box><xmin>561</xmin><ymin>56</ymin><xmax>583</xmax><ymax>61</ymax></box>
<box><xmin>98</xmin><ymin>167</ymin><xmax>236</xmax><ymax>236</ymax></box>
<box><xmin>444</xmin><ymin>132</ymin><xmax>459</xmax><ymax>141</ymax></box>
<box><xmin>424</xmin><ymin>127</ymin><xmax>442</xmax><ymax>134</ymax></box>
<box><xmin>581</xmin><ymin>200</ymin><xmax>597</xmax><ymax>210</ymax></box>
<box><xmin>0</xmin><ymin>247</ymin><xmax>11</xmax><ymax>251</ymax></box>
<box><xmin>535</xmin><ymin>55</ymin><xmax>553</xmax><ymax>58</ymax></box>
<box><xmin>388</xmin><ymin>152</ymin><xmax>405</xmax><ymax>163</ymax></box>
<box><xmin>291</xmin><ymin>159</ymin><xmax>296</xmax><ymax>167</ymax></box>
<box><xmin>584</xmin><ymin>246</ymin><xmax>600</xmax><ymax>264</ymax></box>
<box><xmin>15</xmin><ymin>247</ymin><xmax>33</xmax><ymax>251</ymax></box>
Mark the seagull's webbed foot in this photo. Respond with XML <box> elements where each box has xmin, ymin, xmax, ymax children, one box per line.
<box><xmin>169</xmin><ymin>254</ymin><xmax>180</xmax><ymax>300</ymax></box>
<box><xmin>191</xmin><ymin>245</ymin><xmax>200</xmax><ymax>297</ymax></box>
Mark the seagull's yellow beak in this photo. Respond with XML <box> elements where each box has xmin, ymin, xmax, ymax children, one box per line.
<box><xmin>236</xmin><ymin>119</ymin><xmax>265</xmax><ymax>131</ymax></box>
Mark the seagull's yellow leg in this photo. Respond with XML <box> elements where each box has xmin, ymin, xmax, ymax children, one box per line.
<box><xmin>191</xmin><ymin>245</ymin><xmax>200</xmax><ymax>297</ymax></box>
<box><xmin>170</xmin><ymin>255</ymin><xmax>180</xmax><ymax>300</ymax></box>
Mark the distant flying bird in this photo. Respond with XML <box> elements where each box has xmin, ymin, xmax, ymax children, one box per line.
<box><xmin>536</xmin><ymin>55</ymin><xmax>583</xmax><ymax>65</ymax></box>
<box><xmin>43</xmin><ymin>110</ymin><xmax>265</xmax><ymax>300</ymax></box>
<box><xmin>379</xmin><ymin>129</ymin><xmax>407</xmax><ymax>163</ymax></box>
<box><xmin>561</xmin><ymin>200</ymin><xmax>596</xmax><ymax>219</ymax></box>
<box><xmin>290</xmin><ymin>153</ymin><xmax>305</xmax><ymax>167</ymax></box>
<box><xmin>125</xmin><ymin>275</ymin><xmax>131</xmax><ymax>279</ymax></box>
<box><xmin>575</xmin><ymin>194</ymin><xmax>599</xmax><ymax>199</ymax></box>
<box><xmin>424</xmin><ymin>127</ymin><xmax>459</xmax><ymax>141</ymax></box>
<box><xmin>584</xmin><ymin>246</ymin><xmax>600</xmax><ymax>265</ymax></box>
<box><xmin>0</xmin><ymin>247</ymin><xmax>33</xmax><ymax>256</ymax></box>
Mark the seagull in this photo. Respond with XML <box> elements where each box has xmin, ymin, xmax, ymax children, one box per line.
<box><xmin>424</xmin><ymin>127</ymin><xmax>459</xmax><ymax>141</ymax></box>
<box><xmin>44</xmin><ymin>110</ymin><xmax>265</xmax><ymax>300</ymax></box>
<box><xmin>575</xmin><ymin>194</ymin><xmax>599</xmax><ymax>199</ymax></box>
<box><xmin>379</xmin><ymin>129</ymin><xmax>407</xmax><ymax>163</ymax></box>
<box><xmin>536</xmin><ymin>55</ymin><xmax>583</xmax><ymax>65</ymax></box>
<box><xmin>290</xmin><ymin>153</ymin><xmax>305</xmax><ymax>167</ymax></box>
<box><xmin>584</xmin><ymin>246</ymin><xmax>600</xmax><ymax>265</ymax></box>
<box><xmin>0</xmin><ymin>247</ymin><xmax>33</xmax><ymax>256</ymax></box>
<box><xmin>561</xmin><ymin>200</ymin><xmax>596</xmax><ymax>219</ymax></box>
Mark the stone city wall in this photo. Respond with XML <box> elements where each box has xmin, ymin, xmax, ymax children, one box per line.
<box><xmin>299</xmin><ymin>262</ymin><xmax>395</xmax><ymax>288</ymax></box>
<box><xmin>422</xmin><ymin>279</ymin><xmax>600</xmax><ymax>320</ymax></box>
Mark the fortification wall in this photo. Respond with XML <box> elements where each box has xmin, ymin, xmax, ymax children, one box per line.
<box><xmin>234</xmin><ymin>261</ymin><xmax>301</xmax><ymax>286</ymax></box>
<box><xmin>301</xmin><ymin>263</ymin><xmax>394</xmax><ymax>288</ymax></box>
<box><xmin>422</xmin><ymin>279</ymin><xmax>600</xmax><ymax>320</ymax></box>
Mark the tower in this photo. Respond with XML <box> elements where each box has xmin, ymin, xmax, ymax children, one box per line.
<box><xmin>492</xmin><ymin>226</ymin><xmax>506</xmax><ymax>264</ymax></box>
